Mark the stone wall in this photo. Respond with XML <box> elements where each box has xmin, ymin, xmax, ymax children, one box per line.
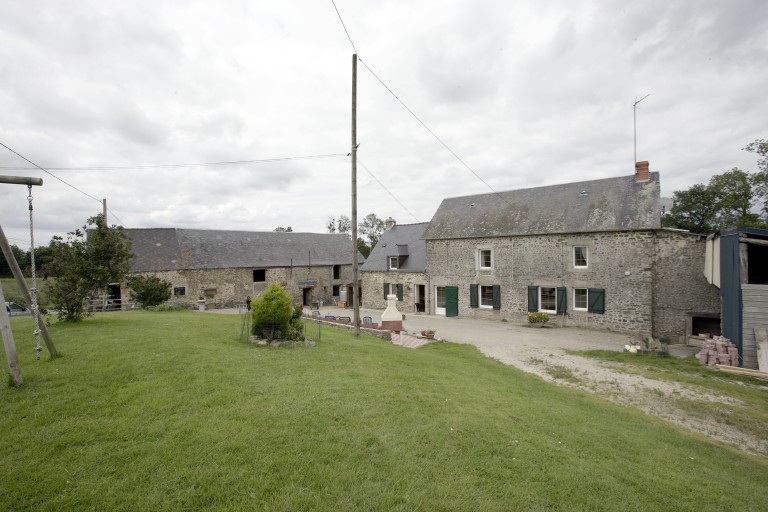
<box><xmin>425</xmin><ymin>231</ymin><xmax>657</xmax><ymax>334</ymax></box>
<box><xmin>361</xmin><ymin>270</ymin><xmax>428</xmax><ymax>313</ymax></box>
<box><xmin>123</xmin><ymin>264</ymin><xmax>354</xmax><ymax>309</ymax></box>
<box><xmin>652</xmin><ymin>230</ymin><xmax>721</xmax><ymax>341</ymax></box>
<box><xmin>424</xmin><ymin>230</ymin><xmax>721</xmax><ymax>339</ymax></box>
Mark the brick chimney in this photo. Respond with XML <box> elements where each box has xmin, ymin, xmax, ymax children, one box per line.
<box><xmin>635</xmin><ymin>161</ymin><xmax>650</xmax><ymax>182</ymax></box>
<box><xmin>384</xmin><ymin>217</ymin><xmax>396</xmax><ymax>230</ymax></box>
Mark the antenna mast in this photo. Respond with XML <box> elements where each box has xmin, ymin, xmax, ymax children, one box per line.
<box><xmin>633</xmin><ymin>94</ymin><xmax>650</xmax><ymax>165</ymax></box>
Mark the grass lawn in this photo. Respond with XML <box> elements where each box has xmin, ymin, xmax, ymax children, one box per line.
<box><xmin>1</xmin><ymin>312</ymin><xmax>767</xmax><ymax>511</ymax></box>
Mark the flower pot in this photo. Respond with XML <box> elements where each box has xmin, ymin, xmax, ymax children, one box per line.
<box><xmin>529</xmin><ymin>322</ymin><xmax>545</xmax><ymax>328</ymax></box>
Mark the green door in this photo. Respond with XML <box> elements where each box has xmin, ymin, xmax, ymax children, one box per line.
<box><xmin>446</xmin><ymin>286</ymin><xmax>459</xmax><ymax>317</ymax></box>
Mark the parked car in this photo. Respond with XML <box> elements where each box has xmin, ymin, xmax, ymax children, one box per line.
<box><xmin>5</xmin><ymin>301</ymin><xmax>31</xmax><ymax>316</ymax></box>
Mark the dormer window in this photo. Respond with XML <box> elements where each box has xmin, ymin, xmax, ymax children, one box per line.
<box><xmin>388</xmin><ymin>256</ymin><xmax>399</xmax><ymax>270</ymax></box>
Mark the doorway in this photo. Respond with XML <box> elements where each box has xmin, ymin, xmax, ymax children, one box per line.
<box><xmin>302</xmin><ymin>287</ymin><xmax>312</xmax><ymax>306</ymax></box>
<box><xmin>415</xmin><ymin>284</ymin><xmax>426</xmax><ymax>312</ymax></box>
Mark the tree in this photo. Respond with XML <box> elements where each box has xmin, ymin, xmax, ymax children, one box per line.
<box><xmin>745</xmin><ymin>139</ymin><xmax>768</xmax><ymax>217</ymax></box>
<box><xmin>358</xmin><ymin>213</ymin><xmax>384</xmax><ymax>249</ymax></box>
<box><xmin>126</xmin><ymin>275</ymin><xmax>172</xmax><ymax>307</ymax></box>
<box><xmin>251</xmin><ymin>283</ymin><xmax>293</xmax><ymax>340</ymax></box>
<box><xmin>664</xmin><ymin>168</ymin><xmax>767</xmax><ymax>234</ymax></box>
<box><xmin>663</xmin><ymin>183</ymin><xmax>718</xmax><ymax>233</ymax></box>
<box><xmin>0</xmin><ymin>244</ymin><xmax>27</xmax><ymax>278</ymax></box>
<box><xmin>45</xmin><ymin>214</ymin><xmax>133</xmax><ymax>322</ymax></box>
<box><xmin>709</xmin><ymin>168</ymin><xmax>763</xmax><ymax>227</ymax></box>
<box><xmin>326</xmin><ymin>215</ymin><xmax>351</xmax><ymax>234</ymax></box>
<box><xmin>274</xmin><ymin>226</ymin><xmax>293</xmax><ymax>232</ymax></box>
<box><xmin>356</xmin><ymin>237</ymin><xmax>371</xmax><ymax>258</ymax></box>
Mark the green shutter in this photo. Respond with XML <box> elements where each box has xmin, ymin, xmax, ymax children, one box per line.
<box><xmin>446</xmin><ymin>286</ymin><xmax>459</xmax><ymax>317</ymax></box>
<box><xmin>383</xmin><ymin>283</ymin><xmax>389</xmax><ymax>299</ymax></box>
<box><xmin>492</xmin><ymin>285</ymin><xmax>501</xmax><ymax>310</ymax></box>
<box><xmin>556</xmin><ymin>286</ymin><xmax>567</xmax><ymax>315</ymax></box>
<box><xmin>396</xmin><ymin>284</ymin><xmax>403</xmax><ymax>301</ymax></box>
<box><xmin>470</xmin><ymin>284</ymin><xmax>478</xmax><ymax>308</ymax></box>
<box><xmin>588</xmin><ymin>288</ymin><xmax>605</xmax><ymax>313</ymax></box>
<box><xmin>527</xmin><ymin>286</ymin><xmax>538</xmax><ymax>312</ymax></box>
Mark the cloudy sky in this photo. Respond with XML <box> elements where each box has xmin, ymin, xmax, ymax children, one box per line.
<box><xmin>1</xmin><ymin>0</ymin><xmax>766</xmax><ymax>247</ymax></box>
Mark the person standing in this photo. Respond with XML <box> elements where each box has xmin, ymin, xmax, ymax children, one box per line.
<box><xmin>246</xmin><ymin>296</ymin><xmax>252</xmax><ymax>311</ymax></box>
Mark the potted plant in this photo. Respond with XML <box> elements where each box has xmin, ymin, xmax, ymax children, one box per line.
<box><xmin>527</xmin><ymin>311</ymin><xmax>549</xmax><ymax>327</ymax></box>
<box><xmin>420</xmin><ymin>329</ymin><xmax>436</xmax><ymax>339</ymax></box>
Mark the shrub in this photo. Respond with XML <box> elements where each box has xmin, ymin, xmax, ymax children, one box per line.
<box><xmin>527</xmin><ymin>311</ymin><xmax>550</xmax><ymax>324</ymax></box>
<box><xmin>127</xmin><ymin>275</ymin><xmax>172</xmax><ymax>307</ymax></box>
<box><xmin>251</xmin><ymin>284</ymin><xmax>293</xmax><ymax>340</ymax></box>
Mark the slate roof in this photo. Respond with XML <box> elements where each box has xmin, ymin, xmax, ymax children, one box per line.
<box><xmin>361</xmin><ymin>222</ymin><xmax>428</xmax><ymax>273</ymax></box>
<box><xmin>123</xmin><ymin>228</ymin><xmax>363</xmax><ymax>272</ymax></box>
<box><xmin>423</xmin><ymin>173</ymin><xmax>661</xmax><ymax>240</ymax></box>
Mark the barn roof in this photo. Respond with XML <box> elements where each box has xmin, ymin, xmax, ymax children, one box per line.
<box><xmin>423</xmin><ymin>173</ymin><xmax>661</xmax><ymax>240</ymax></box>
<box><xmin>124</xmin><ymin>228</ymin><xmax>363</xmax><ymax>272</ymax></box>
<box><xmin>361</xmin><ymin>222</ymin><xmax>428</xmax><ymax>272</ymax></box>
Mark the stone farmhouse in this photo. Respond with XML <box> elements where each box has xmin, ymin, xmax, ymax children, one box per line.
<box><xmin>416</xmin><ymin>162</ymin><xmax>720</xmax><ymax>340</ymax></box>
<box><xmin>121</xmin><ymin>228</ymin><xmax>363</xmax><ymax>309</ymax></box>
<box><xmin>360</xmin><ymin>220</ymin><xmax>429</xmax><ymax>313</ymax></box>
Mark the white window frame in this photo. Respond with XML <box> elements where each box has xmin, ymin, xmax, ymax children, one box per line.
<box><xmin>573</xmin><ymin>288</ymin><xmax>588</xmax><ymax>311</ymax></box>
<box><xmin>435</xmin><ymin>286</ymin><xmax>447</xmax><ymax>316</ymax></box>
<box><xmin>539</xmin><ymin>286</ymin><xmax>557</xmax><ymax>313</ymax></box>
<box><xmin>388</xmin><ymin>256</ymin><xmax>398</xmax><ymax>270</ymax></box>
<box><xmin>479</xmin><ymin>285</ymin><xmax>494</xmax><ymax>309</ymax></box>
<box><xmin>478</xmin><ymin>248</ymin><xmax>493</xmax><ymax>270</ymax></box>
<box><xmin>573</xmin><ymin>246</ymin><xmax>588</xmax><ymax>268</ymax></box>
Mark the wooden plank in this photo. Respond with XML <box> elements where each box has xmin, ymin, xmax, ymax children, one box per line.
<box><xmin>715</xmin><ymin>364</ymin><xmax>768</xmax><ymax>381</ymax></box>
<box><xmin>0</xmin><ymin>282</ymin><xmax>23</xmax><ymax>385</ymax></box>
<box><xmin>756</xmin><ymin>328</ymin><xmax>768</xmax><ymax>372</ymax></box>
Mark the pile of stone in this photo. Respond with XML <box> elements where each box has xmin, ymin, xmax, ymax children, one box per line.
<box><xmin>695</xmin><ymin>336</ymin><xmax>739</xmax><ymax>367</ymax></box>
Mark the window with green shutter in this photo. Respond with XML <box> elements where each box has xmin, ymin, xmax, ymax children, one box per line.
<box><xmin>527</xmin><ymin>286</ymin><xmax>538</xmax><ymax>312</ymax></box>
<box><xmin>396</xmin><ymin>283</ymin><xmax>403</xmax><ymax>301</ymax></box>
<box><xmin>556</xmin><ymin>286</ymin><xmax>567</xmax><ymax>314</ymax></box>
<box><xmin>383</xmin><ymin>283</ymin><xmax>389</xmax><ymax>299</ymax></box>
<box><xmin>588</xmin><ymin>288</ymin><xmax>605</xmax><ymax>313</ymax></box>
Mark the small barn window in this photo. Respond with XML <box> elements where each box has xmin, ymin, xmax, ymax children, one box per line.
<box><xmin>173</xmin><ymin>286</ymin><xmax>186</xmax><ymax>296</ymax></box>
<box><xmin>253</xmin><ymin>269</ymin><xmax>266</xmax><ymax>282</ymax></box>
<box><xmin>333</xmin><ymin>265</ymin><xmax>341</xmax><ymax>279</ymax></box>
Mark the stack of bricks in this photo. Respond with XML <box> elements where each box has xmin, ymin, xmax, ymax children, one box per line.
<box><xmin>695</xmin><ymin>336</ymin><xmax>739</xmax><ymax>367</ymax></box>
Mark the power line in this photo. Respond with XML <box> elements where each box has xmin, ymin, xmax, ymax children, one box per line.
<box><xmin>330</xmin><ymin>0</ymin><xmax>358</xmax><ymax>54</ymax></box>
<box><xmin>0</xmin><ymin>141</ymin><xmax>102</xmax><ymax>203</ymax></box>
<box><xmin>0</xmin><ymin>140</ymin><xmax>132</xmax><ymax>228</ymax></box>
<box><xmin>357</xmin><ymin>157</ymin><xmax>420</xmax><ymax>223</ymax></box>
<box><xmin>328</xmin><ymin>3</ymin><xmax>515</xmax><ymax>209</ymax></box>
<box><xmin>0</xmin><ymin>152</ymin><xmax>348</xmax><ymax>172</ymax></box>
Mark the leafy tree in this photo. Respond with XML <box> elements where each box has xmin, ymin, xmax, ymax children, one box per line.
<box><xmin>358</xmin><ymin>213</ymin><xmax>384</xmax><ymax>250</ymax></box>
<box><xmin>274</xmin><ymin>226</ymin><xmax>293</xmax><ymax>232</ymax></box>
<box><xmin>745</xmin><ymin>138</ymin><xmax>768</xmax><ymax>217</ymax></box>
<box><xmin>127</xmin><ymin>275</ymin><xmax>172</xmax><ymax>307</ymax></box>
<box><xmin>665</xmin><ymin>168</ymin><xmax>767</xmax><ymax>233</ymax></box>
<box><xmin>0</xmin><ymin>244</ymin><xmax>27</xmax><ymax>278</ymax></box>
<box><xmin>326</xmin><ymin>215</ymin><xmax>351</xmax><ymax>234</ymax></box>
<box><xmin>45</xmin><ymin>214</ymin><xmax>133</xmax><ymax>322</ymax></box>
<box><xmin>710</xmin><ymin>168</ymin><xmax>763</xmax><ymax>227</ymax></box>
<box><xmin>251</xmin><ymin>283</ymin><xmax>293</xmax><ymax>339</ymax></box>
<box><xmin>356</xmin><ymin>237</ymin><xmax>371</xmax><ymax>258</ymax></box>
<box><xmin>663</xmin><ymin>183</ymin><xmax>719</xmax><ymax>233</ymax></box>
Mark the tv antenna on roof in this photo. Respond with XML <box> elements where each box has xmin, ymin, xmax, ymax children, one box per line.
<box><xmin>633</xmin><ymin>94</ymin><xmax>650</xmax><ymax>166</ymax></box>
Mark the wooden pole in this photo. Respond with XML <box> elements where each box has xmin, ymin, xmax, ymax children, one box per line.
<box><xmin>0</xmin><ymin>281</ymin><xmax>23</xmax><ymax>385</ymax></box>
<box><xmin>351</xmin><ymin>54</ymin><xmax>360</xmax><ymax>338</ymax></box>
<box><xmin>102</xmin><ymin>198</ymin><xmax>108</xmax><ymax>226</ymax></box>
<box><xmin>0</xmin><ymin>225</ymin><xmax>57</xmax><ymax>356</ymax></box>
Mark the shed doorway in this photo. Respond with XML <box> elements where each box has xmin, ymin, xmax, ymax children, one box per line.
<box><xmin>302</xmin><ymin>287</ymin><xmax>312</xmax><ymax>306</ymax></box>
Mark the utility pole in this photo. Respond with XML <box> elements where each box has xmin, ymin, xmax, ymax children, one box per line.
<box><xmin>103</xmin><ymin>198</ymin><xmax>108</xmax><ymax>226</ymax></box>
<box><xmin>633</xmin><ymin>94</ymin><xmax>650</xmax><ymax>165</ymax></box>
<box><xmin>351</xmin><ymin>54</ymin><xmax>360</xmax><ymax>337</ymax></box>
